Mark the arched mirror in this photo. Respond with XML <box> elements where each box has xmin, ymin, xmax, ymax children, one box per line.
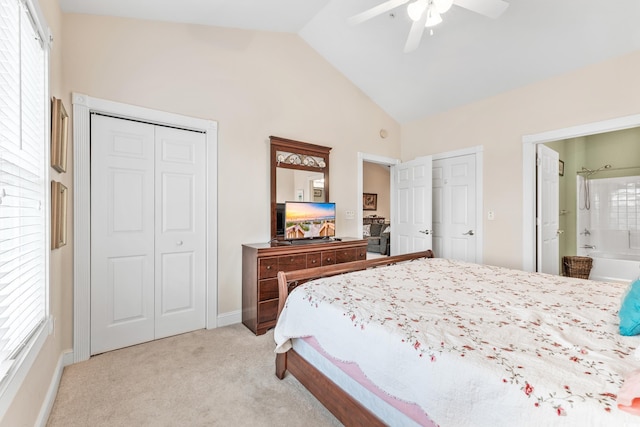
<box><xmin>270</xmin><ymin>136</ymin><xmax>331</xmax><ymax>239</ymax></box>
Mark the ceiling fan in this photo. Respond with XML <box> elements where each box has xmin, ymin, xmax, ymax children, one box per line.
<box><xmin>348</xmin><ymin>0</ymin><xmax>509</xmax><ymax>53</ymax></box>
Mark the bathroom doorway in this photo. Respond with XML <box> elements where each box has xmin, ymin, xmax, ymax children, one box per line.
<box><xmin>527</xmin><ymin>124</ymin><xmax>640</xmax><ymax>282</ymax></box>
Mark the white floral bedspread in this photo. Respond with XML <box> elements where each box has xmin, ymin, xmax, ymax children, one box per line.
<box><xmin>274</xmin><ymin>258</ymin><xmax>640</xmax><ymax>426</ymax></box>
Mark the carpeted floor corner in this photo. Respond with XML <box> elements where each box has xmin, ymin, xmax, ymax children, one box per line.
<box><xmin>47</xmin><ymin>324</ymin><xmax>341</xmax><ymax>426</ymax></box>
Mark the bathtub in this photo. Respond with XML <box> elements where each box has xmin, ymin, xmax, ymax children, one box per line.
<box><xmin>587</xmin><ymin>251</ymin><xmax>640</xmax><ymax>284</ymax></box>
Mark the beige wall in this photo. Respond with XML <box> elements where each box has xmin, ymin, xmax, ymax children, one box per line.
<box><xmin>363</xmin><ymin>162</ymin><xmax>391</xmax><ymax>220</ymax></box>
<box><xmin>402</xmin><ymin>50</ymin><xmax>640</xmax><ymax>269</ymax></box>
<box><xmin>61</xmin><ymin>15</ymin><xmax>401</xmax><ymax>314</ymax></box>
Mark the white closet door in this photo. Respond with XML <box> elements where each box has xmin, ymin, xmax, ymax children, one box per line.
<box><xmin>391</xmin><ymin>156</ymin><xmax>433</xmax><ymax>255</ymax></box>
<box><xmin>154</xmin><ymin>126</ymin><xmax>206</xmax><ymax>338</ymax></box>
<box><xmin>91</xmin><ymin>115</ymin><xmax>207</xmax><ymax>355</ymax></box>
<box><xmin>91</xmin><ymin>115</ymin><xmax>156</xmax><ymax>354</ymax></box>
<box><xmin>432</xmin><ymin>155</ymin><xmax>477</xmax><ymax>262</ymax></box>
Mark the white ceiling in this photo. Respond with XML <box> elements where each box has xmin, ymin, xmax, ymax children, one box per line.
<box><xmin>59</xmin><ymin>0</ymin><xmax>640</xmax><ymax>123</ymax></box>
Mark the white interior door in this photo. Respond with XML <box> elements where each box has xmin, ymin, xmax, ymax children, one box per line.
<box><xmin>432</xmin><ymin>154</ymin><xmax>477</xmax><ymax>262</ymax></box>
<box><xmin>154</xmin><ymin>126</ymin><xmax>206</xmax><ymax>339</ymax></box>
<box><xmin>391</xmin><ymin>156</ymin><xmax>433</xmax><ymax>255</ymax></box>
<box><xmin>91</xmin><ymin>115</ymin><xmax>206</xmax><ymax>354</ymax></box>
<box><xmin>91</xmin><ymin>116</ymin><xmax>156</xmax><ymax>354</ymax></box>
<box><xmin>537</xmin><ymin>144</ymin><xmax>560</xmax><ymax>275</ymax></box>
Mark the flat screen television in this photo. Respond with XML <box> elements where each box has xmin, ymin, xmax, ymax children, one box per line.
<box><xmin>284</xmin><ymin>201</ymin><xmax>336</xmax><ymax>240</ymax></box>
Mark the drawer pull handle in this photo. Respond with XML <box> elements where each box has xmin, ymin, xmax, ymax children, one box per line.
<box><xmin>266</xmin><ymin>265</ymin><xmax>271</xmax><ymax>270</ymax></box>
<box><xmin>311</xmin><ymin>260</ymin><xmax>317</xmax><ymax>264</ymax></box>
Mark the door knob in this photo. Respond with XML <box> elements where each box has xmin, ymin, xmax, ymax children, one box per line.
<box><xmin>177</xmin><ymin>240</ymin><xmax>184</xmax><ymax>246</ymax></box>
<box><xmin>463</xmin><ymin>230</ymin><xmax>474</xmax><ymax>236</ymax></box>
<box><xmin>419</xmin><ymin>229</ymin><xmax>431</xmax><ymax>235</ymax></box>
<box><xmin>556</xmin><ymin>230</ymin><xmax>564</xmax><ymax>236</ymax></box>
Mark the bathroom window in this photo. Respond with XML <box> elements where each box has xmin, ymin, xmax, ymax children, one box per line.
<box><xmin>609</xmin><ymin>182</ymin><xmax>640</xmax><ymax>230</ymax></box>
<box><xmin>591</xmin><ymin>178</ymin><xmax>640</xmax><ymax>231</ymax></box>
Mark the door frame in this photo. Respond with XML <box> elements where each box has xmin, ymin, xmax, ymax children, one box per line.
<box><xmin>432</xmin><ymin>146</ymin><xmax>484</xmax><ymax>263</ymax></box>
<box><xmin>522</xmin><ymin>113</ymin><xmax>640</xmax><ymax>272</ymax></box>
<box><xmin>72</xmin><ymin>93</ymin><xmax>218</xmax><ymax>363</ymax></box>
<box><xmin>357</xmin><ymin>152</ymin><xmax>400</xmax><ymax>238</ymax></box>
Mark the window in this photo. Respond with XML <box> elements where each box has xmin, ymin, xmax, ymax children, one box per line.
<box><xmin>0</xmin><ymin>0</ymin><xmax>50</xmax><ymax>408</ymax></box>
<box><xmin>591</xmin><ymin>177</ymin><xmax>640</xmax><ymax>231</ymax></box>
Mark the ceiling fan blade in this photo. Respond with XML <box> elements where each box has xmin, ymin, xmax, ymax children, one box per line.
<box><xmin>453</xmin><ymin>0</ymin><xmax>508</xmax><ymax>19</ymax></box>
<box><xmin>348</xmin><ymin>0</ymin><xmax>410</xmax><ymax>25</ymax></box>
<box><xmin>403</xmin><ymin>13</ymin><xmax>427</xmax><ymax>53</ymax></box>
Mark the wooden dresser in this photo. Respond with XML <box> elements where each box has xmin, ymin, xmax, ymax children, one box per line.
<box><xmin>242</xmin><ymin>238</ymin><xmax>367</xmax><ymax>335</ymax></box>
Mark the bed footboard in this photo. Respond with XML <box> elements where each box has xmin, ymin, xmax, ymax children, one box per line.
<box><xmin>276</xmin><ymin>348</ymin><xmax>386</xmax><ymax>426</ymax></box>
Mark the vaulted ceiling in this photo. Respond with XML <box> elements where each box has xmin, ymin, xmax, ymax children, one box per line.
<box><xmin>59</xmin><ymin>0</ymin><xmax>640</xmax><ymax>123</ymax></box>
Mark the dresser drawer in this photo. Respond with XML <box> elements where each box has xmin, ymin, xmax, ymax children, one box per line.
<box><xmin>336</xmin><ymin>248</ymin><xmax>357</xmax><ymax>263</ymax></box>
<box><xmin>321</xmin><ymin>250</ymin><xmax>337</xmax><ymax>265</ymax></box>
<box><xmin>278</xmin><ymin>254</ymin><xmax>306</xmax><ymax>271</ymax></box>
<box><xmin>307</xmin><ymin>252</ymin><xmax>322</xmax><ymax>267</ymax></box>
<box><xmin>259</xmin><ymin>257</ymin><xmax>279</xmax><ymax>279</ymax></box>
<box><xmin>258</xmin><ymin>278</ymin><xmax>278</xmax><ymax>301</ymax></box>
<box><xmin>258</xmin><ymin>299</ymin><xmax>278</xmax><ymax>324</ymax></box>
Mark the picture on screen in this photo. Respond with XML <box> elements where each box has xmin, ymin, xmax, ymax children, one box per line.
<box><xmin>284</xmin><ymin>202</ymin><xmax>336</xmax><ymax>240</ymax></box>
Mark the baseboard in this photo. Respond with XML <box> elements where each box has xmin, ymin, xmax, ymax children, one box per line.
<box><xmin>62</xmin><ymin>351</ymin><xmax>74</xmax><ymax>367</ymax></box>
<box><xmin>216</xmin><ymin>310</ymin><xmax>241</xmax><ymax>327</ymax></box>
<box><xmin>35</xmin><ymin>349</ymin><xmax>73</xmax><ymax>427</ymax></box>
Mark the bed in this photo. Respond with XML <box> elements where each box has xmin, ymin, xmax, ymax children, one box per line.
<box><xmin>273</xmin><ymin>252</ymin><xmax>640</xmax><ymax>426</ymax></box>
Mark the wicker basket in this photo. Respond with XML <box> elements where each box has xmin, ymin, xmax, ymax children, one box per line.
<box><xmin>562</xmin><ymin>256</ymin><xmax>593</xmax><ymax>279</ymax></box>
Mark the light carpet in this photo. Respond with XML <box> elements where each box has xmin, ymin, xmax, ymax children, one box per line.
<box><xmin>47</xmin><ymin>323</ymin><xmax>341</xmax><ymax>426</ymax></box>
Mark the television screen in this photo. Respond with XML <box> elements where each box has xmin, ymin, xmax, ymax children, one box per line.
<box><xmin>284</xmin><ymin>201</ymin><xmax>336</xmax><ymax>240</ymax></box>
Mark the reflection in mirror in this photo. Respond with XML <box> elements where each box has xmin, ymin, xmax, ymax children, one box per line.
<box><xmin>312</xmin><ymin>178</ymin><xmax>324</xmax><ymax>202</ymax></box>
<box><xmin>276</xmin><ymin>169</ymin><xmax>326</xmax><ymax>203</ymax></box>
<box><xmin>270</xmin><ymin>135</ymin><xmax>331</xmax><ymax>239</ymax></box>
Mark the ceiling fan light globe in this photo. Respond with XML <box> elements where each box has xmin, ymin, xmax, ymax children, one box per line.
<box><xmin>407</xmin><ymin>0</ymin><xmax>428</xmax><ymax>21</ymax></box>
<box><xmin>425</xmin><ymin>7</ymin><xmax>442</xmax><ymax>27</ymax></box>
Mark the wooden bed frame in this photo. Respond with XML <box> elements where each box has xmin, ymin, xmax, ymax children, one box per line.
<box><xmin>275</xmin><ymin>250</ymin><xmax>434</xmax><ymax>426</ymax></box>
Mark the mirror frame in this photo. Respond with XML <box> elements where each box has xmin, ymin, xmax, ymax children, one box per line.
<box><xmin>270</xmin><ymin>135</ymin><xmax>332</xmax><ymax>239</ymax></box>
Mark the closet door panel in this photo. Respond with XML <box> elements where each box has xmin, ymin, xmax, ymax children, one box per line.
<box><xmin>91</xmin><ymin>115</ymin><xmax>155</xmax><ymax>355</ymax></box>
<box><xmin>154</xmin><ymin>126</ymin><xmax>206</xmax><ymax>338</ymax></box>
<box><xmin>108</xmin><ymin>256</ymin><xmax>147</xmax><ymax>322</ymax></box>
<box><xmin>162</xmin><ymin>173</ymin><xmax>194</xmax><ymax>232</ymax></box>
<box><xmin>160</xmin><ymin>252</ymin><xmax>195</xmax><ymax>312</ymax></box>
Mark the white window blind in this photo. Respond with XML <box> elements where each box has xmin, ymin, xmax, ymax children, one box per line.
<box><xmin>0</xmin><ymin>0</ymin><xmax>48</xmax><ymax>384</ymax></box>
